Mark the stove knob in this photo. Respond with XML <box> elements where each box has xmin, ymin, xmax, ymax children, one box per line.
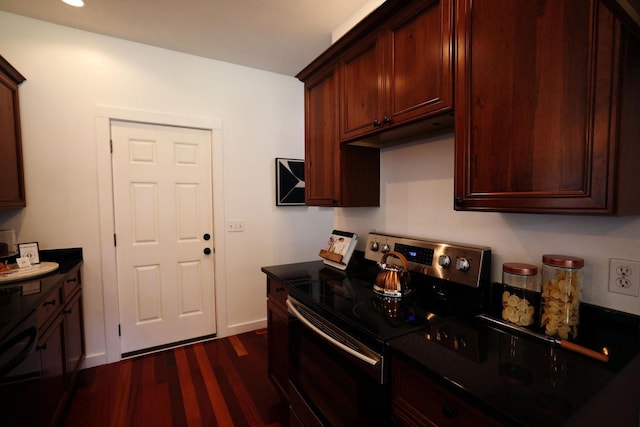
<box><xmin>456</xmin><ymin>257</ymin><xmax>470</xmax><ymax>272</ymax></box>
<box><xmin>381</xmin><ymin>243</ymin><xmax>391</xmax><ymax>253</ymax></box>
<box><xmin>438</xmin><ymin>255</ymin><xmax>451</xmax><ymax>268</ymax></box>
<box><xmin>453</xmin><ymin>336</ymin><xmax>467</xmax><ymax>350</ymax></box>
<box><xmin>435</xmin><ymin>329</ymin><xmax>449</xmax><ymax>342</ymax></box>
<box><xmin>370</xmin><ymin>241</ymin><xmax>379</xmax><ymax>251</ymax></box>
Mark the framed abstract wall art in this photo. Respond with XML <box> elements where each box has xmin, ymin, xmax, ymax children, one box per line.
<box><xmin>275</xmin><ymin>158</ymin><xmax>305</xmax><ymax>206</ymax></box>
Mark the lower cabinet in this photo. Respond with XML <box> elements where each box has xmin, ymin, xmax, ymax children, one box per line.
<box><xmin>391</xmin><ymin>355</ymin><xmax>502</xmax><ymax>427</ymax></box>
<box><xmin>38</xmin><ymin>314</ymin><xmax>66</xmax><ymax>427</ymax></box>
<box><xmin>266</xmin><ymin>277</ymin><xmax>289</xmax><ymax>399</ymax></box>
<box><xmin>36</xmin><ymin>266</ymin><xmax>85</xmax><ymax>427</ymax></box>
<box><xmin>63</xmin><ymin>289</ymin><xmax>85</xmax><ymax>385</ymax></box>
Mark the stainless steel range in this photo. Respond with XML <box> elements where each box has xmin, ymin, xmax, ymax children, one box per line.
<box><xmin>365</xmin><ymin>232</ymin><xmax>491</xmax><ymax>288</ymax></box>
<box><xmin>286</xmin><ymin>232</ymin><xmax>492</xmax><ymax>427</ymax></box>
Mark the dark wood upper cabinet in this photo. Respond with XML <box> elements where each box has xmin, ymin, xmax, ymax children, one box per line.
<box><xmin>340</xmin><ymin>0</ymin><xmax>454</xmax><ymax>142</ymax></box>
<box><xmin>304</xmin><ymin>63</ymin><xmax>380</xmax><ymax>207</ymax></box>
<box><xmin>299</xmin><ymin>0</ymin><xmax>639</xmax><ymax>212</ymax></box>
<box><xmin>0</xmin><ymin>55</ymin><xmax>26</xmax><ymax>209</ymax></box>
<box><xmin>0</xmin><ymin>56</ymin><xmax>26</xmax><ymax>208</ymax></box>
<box><xmin>304</xmin><ymin>64</ymin><xmax>340</xmax><ymax>207</ymax></box>
<box><xmin>340</xmin><ymin>33</ymin><xmax>383</xmax><ymax>141</ymax></box>
<box><xmin>299</xmin><ymin>0</ymin><xmax>450</xmax><ymax>207</ymax></box>
<box><xmin>454</xmin><ymin>0</ymin><xmax>640</xmax><ymax>214</ymax></box>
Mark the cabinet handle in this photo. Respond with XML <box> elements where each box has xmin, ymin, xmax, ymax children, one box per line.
<box><xmin>66</xmin><ymin>277</ymin><xmax>78</xmax><ymax>283</ymax></box>
<box><xmin>275</xmin><ymin>286</ymin><xmax>285</xmax><ymax>293</ymax></box>
<box><xmin>454</xmin><ymin>197</ymin><xmax>463</xmax><ymax>207</ymax></box>
<box><xmin>373</xmin><ymin>119</ymin><xmax>382</xmax><ymax>127</ymax></box>
<box><xmin>43</xmin><ymin>299</ymin><xmax>56</xmax><ymax>306</ymax></box>
<box><xmin>36</xmin><ymin>344</ymin><xmax>48</xmax><ymax>351</ymax></box>
<box><xmin>64</xmin><ymin>309</ymin><xmax>73</xmax><ymax>314</ymax></box>
<box><xmin>383</xmin><ymin>116</ymin><xmax>391</xmax><ymax>124</ymax></box>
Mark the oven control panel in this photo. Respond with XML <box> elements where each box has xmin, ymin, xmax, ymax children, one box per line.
<box><xmin>364</xmin><ymin>232</ymin><xmax>491</xmax><ymax>288</ymax></box>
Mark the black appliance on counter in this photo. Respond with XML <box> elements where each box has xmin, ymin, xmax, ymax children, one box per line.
<box><xmin>286</xmin><ymin>232</ymin><xmax>492</xmax><ymax>427</ymax></box>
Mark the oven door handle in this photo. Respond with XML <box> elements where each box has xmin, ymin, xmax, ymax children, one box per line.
<box><xmin>0</xmin><ymin>326</ymin><xmax>37</xmax><ymax>378</ymax></box>
<box><xmin>286</xmin><ymin>298</ymin><xmax>379</xmax><ymax>366</ymax></box>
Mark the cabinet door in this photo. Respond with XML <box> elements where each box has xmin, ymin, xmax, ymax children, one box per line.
<box><xmin>266</xmin><ymin>278</ymin><xmax>289</xmax><ymax>399</ymax></box>
<box><xmin>340</xmin><ymin>0</ymin><xmax>453</xmax><ymax>142</ymax></box>
<box><xmin>0</xmin><ymin>59</ymin><xmax>26</xmax><ymax>208</ymax></box>
<box><xmin>305</xmin><ymin>63</ymin><xmax>381</xmax><ymax>207</ymax></box>
<box><xmin>385</xmin><ymin>0</ymin><xmax>453</xmax><ymax>127</ymax></box>
<box><xmin>305</xmin><ymin>64</ymin><xmax>341</xmax><ymax>206</ymax></box>
<box><xmin>38</xmin><ymin>315</ymin><xmax>66</xmax><ymax>427</ymax></box>
<box><xmin>340</xmin><ymin>33</ymin><xmax>384</xmax><ymax>141</ymax></box>
<box><xmin>63</xmin><ymin>291</ymin><xmax>85</xmax><ymax>385</ymax></box>
<box><xmin>267</xmin><ymin>299</ymin><xmax>289</xmax><ymax>398</ymax></box>
<box><xmin>454</xmin><ymin>0</ymin><xmax>622</xmax><ymax>213</ymax></box>
<box><xmin>392</xmin><ymin>356</ymin><xmax>502</xmax><ymax>427</ymax></box>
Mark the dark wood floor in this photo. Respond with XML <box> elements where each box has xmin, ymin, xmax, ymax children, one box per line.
<box><xmin>62</xmin><ymin>330</ymin><xmax>288</xmax><ymax>427</ymax></box>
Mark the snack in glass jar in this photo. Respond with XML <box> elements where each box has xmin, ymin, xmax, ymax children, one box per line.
<box><xmin>501</xmin><ymin>263</ymin><xmax>540</xmax><ymax>327</ymax></box>
<box><xmin>502</xmin><ymin>291</ymin><xmax>536</xmax><ymax>326</ymax></box>
<box><xmin>539</xmin><ymin>255</ymin><xmax>583</xmax><ymax>340</ymax></box>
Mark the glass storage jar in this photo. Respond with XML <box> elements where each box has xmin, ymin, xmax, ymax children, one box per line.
<box><xmin>540</xmin><ymin>254</ymin><xmax>584</xmax><ymax>340</ymax></box>
<box><xmin>501</xmin><ymin>263</ymin><xmax>540</xmax><ymax>328</ymax></box>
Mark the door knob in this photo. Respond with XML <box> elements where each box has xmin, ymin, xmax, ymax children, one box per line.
<box><xmin>203</xmin><ymin>233</ymin><xmax>211</xmax><ymax>241</ymax></box>
<box><xmin>204</xmin><ymin>248</ymin><xmax>212</xmax><ymax>255</ymax></box>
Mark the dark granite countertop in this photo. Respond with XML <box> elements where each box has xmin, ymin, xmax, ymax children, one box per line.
<box><xmin>262</xmin><ymin>256</ymin><xmax>640</xmax><ymax>426</ymax></box>
<box><xmin>262</xmin><ymin>260</ymin><xmax>327</xmax><ymax>284</ymax></box>
<box><xmin>389</xmin><ymin>316</ymin><xmax>640</xmax><ymax>426</ymax></box>
<box><xmin>0</xmin><ymin>248</ymin><xmax>83</xmax><ymax>340</ymax></box>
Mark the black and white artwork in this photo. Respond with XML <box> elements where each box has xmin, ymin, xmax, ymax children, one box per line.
<box><xmin>276</xmin><ymin>158</ymin><xmax>305</xmax><ymax>206</ymax></box>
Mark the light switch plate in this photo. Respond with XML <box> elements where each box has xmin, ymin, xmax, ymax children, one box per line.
<box><xmin>226</xmin><ymin>220</ymin><xmax>245</xmax><ymax>232</ymax></box>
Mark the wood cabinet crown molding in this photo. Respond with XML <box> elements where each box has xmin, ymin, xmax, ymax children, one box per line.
<box><xmin>297</xmin><ymin>0</ymin><xmax>409</xmax><ymax>82</ymax></box>
<box><xmin>604</xmin><ymin>0</ymin><xmax>640</xmax><ymax>34</ymax></box>
<box><xmin>0</xmin><ymin>55</ymin><xmax>26</xmax><ymax>85</ymax></box>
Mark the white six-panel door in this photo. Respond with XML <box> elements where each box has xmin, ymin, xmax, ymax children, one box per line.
<box><xmin>111</xmin><ymin>120</ymin><xmax>216</xmax><ymax>355</ymax></box>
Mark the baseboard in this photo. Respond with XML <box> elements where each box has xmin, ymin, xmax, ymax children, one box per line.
<box><xmin>79</xmin><ymin>320</ymin><xmax>267</xmax><ymax>369</ymax></box>
<box><xmin>83</xmin><ymin>352</ymin><xmax>108</xmax><ymax>369</ymax></box>
<box><xmin>222</xmin><ymin>319</ymin><xmax>267</xmax><ymax>338</ymax></box>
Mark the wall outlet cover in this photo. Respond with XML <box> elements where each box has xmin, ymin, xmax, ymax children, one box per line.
<box><xmin>608</xmin><ymin>258</ymin><xmax>640</xmax><ymax>297</ymax></box>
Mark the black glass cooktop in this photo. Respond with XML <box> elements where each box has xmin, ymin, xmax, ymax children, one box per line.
<box><xmin>287</xmin><ymin>267</ymin><xmax>468</xmax><ymax>348</ymax></box>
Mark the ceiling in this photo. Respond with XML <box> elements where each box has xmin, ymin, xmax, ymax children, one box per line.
<box><xmin>0</xmin><ymin>0</ymin><xmax>375</xmax><ymax>76</ymax></box>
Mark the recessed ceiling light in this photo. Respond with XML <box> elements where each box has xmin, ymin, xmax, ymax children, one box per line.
<box><xmin>62</xmin><ymin>0</ymin><xmax>85</xmax><ymax>7</ymax></box>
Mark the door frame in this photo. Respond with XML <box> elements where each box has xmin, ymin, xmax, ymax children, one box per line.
<box><xmin>96</xmin><ymin>106</ymin><xmax>227</xmax><ymax>365</ymax></box>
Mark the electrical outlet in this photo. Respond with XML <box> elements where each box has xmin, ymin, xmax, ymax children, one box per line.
<box><xmin>608</xmin><ymin>258</ymin><xmax>640</xmax><ymax>297</ymax></box>
<box><xmin>226</xmin><ymin>220</ymin><xmax>245</xmax><ymax>232</ymax></box>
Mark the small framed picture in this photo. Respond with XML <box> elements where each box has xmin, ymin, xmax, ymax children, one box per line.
<box><xmin>18</xmin><ymin>242</ymin><xmax>40</xmax><ymax>264</ymax></box>
<box><xmin>275</xmin><ymin>158</ymin><xmax>306</xmax><ymax>206</ymax></box>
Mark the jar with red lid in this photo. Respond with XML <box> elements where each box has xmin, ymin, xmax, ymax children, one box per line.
<box><xmin>501</xmin><ymin>263</ymin><xmax>540</xmax><ymax>328</ymax></box>
<box><xmin>540</xmin><ymin>254</ymin><xmax>584</xmax><ymax>340</ymax></box>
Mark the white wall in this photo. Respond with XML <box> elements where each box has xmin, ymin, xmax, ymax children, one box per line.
<box><xmin>332</xmin><ymin>0</ymin><xmax>386</xmax><ymax>41</ymax></box>
<box><xmin>0</xmin><ymin>12</ymin><xmax>333</xmax><ymax>366</ymax></box>
<box><xmin>335</xmin><ymin>134</ymin><xmax>640</xmax><ymax>316</ymax></box>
